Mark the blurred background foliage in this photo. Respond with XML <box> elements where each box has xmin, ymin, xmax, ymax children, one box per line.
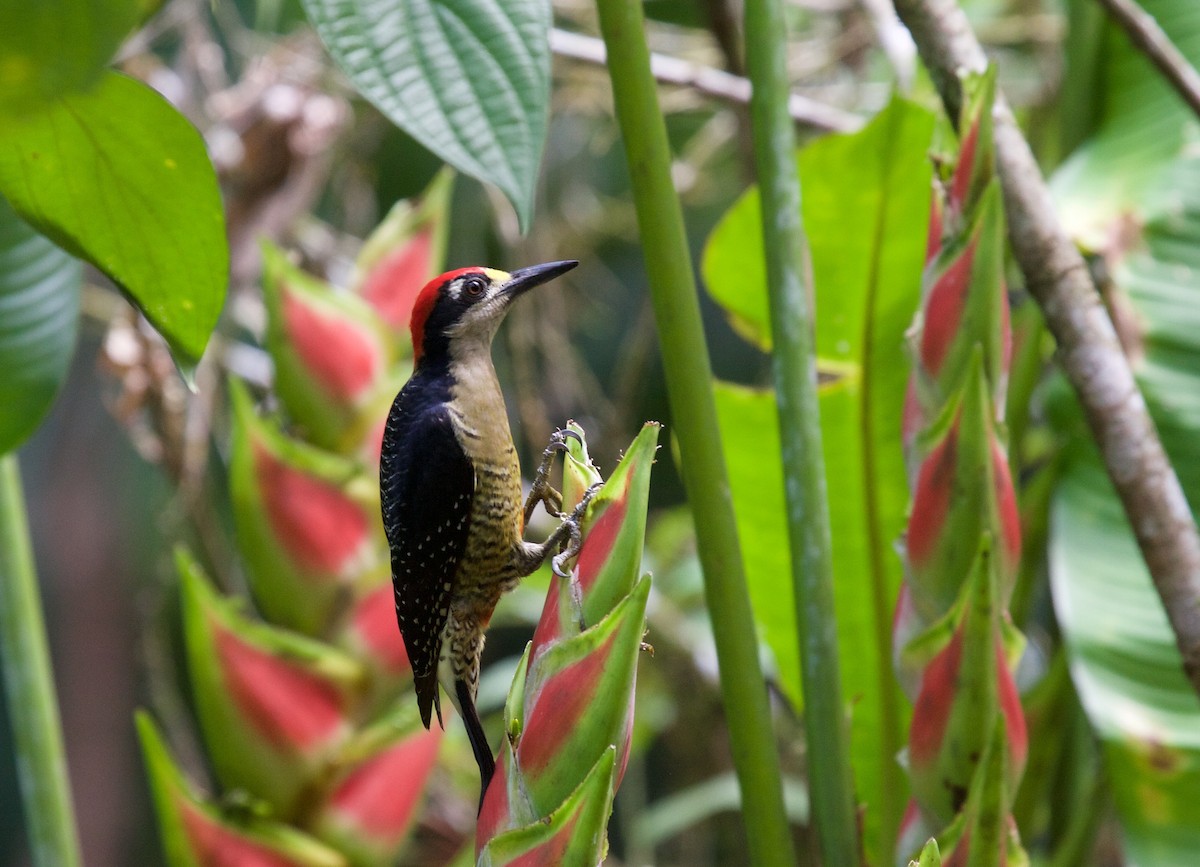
<box><xmin>6</xmin><ymin>0</ymin><xmax>1200</xmax><ymax>863</ymax></box>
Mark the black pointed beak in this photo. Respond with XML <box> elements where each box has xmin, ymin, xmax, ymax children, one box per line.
<box><xmin>502</xmin><ymin>260</ymin><xmax>578</xmax><ymax>299</ymax></box>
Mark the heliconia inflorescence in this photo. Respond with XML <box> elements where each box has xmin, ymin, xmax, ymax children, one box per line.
<box><xmin>138</xmin><ymin>174</ymin><xmax>456</xmax><ymax>866</ymax></box>
<box><xmin>894</xmin><ymin>69</ymin><xmax>1029</xmax><ymax>865</ymax></box>
<box><xmin>476</xmin><ymin>421</ymin><xmax>660</xmax><ymax>865</ymax></box>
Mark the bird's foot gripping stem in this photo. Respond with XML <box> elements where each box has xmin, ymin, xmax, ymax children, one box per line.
<box><xmin>551</xmin><ymin>481</ymin><xmax>603</xmax><ymax>578</ymax></box>
<box><xmin>523</xmin><ymin>428</ymin><xmax>582</xmax><ymax>525</ymax></box>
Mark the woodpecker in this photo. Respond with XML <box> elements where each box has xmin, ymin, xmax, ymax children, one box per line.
<box><xmin>379</xmin><ymin>260</ymin><xmax>591</xmax><ymax>805</ymax></box>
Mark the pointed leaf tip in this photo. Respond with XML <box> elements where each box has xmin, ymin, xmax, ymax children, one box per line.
<box><xmin>301</xmin><ymin>0</ymin><xmax>549</xmax><ymax>230</ymax></box>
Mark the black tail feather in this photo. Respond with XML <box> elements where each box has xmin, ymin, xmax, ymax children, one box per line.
<box><xmin>457</xmin><ymin>678</ymin><xmax>496</xmax><ymax>815</ymax></box>
<box><xmin>415</xmin><ymin>669</ymin><xmax>442</xmax><ymax>729</ymax></box>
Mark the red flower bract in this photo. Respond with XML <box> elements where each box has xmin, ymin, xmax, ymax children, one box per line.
<box><xmin>518</xmin><ymin>633</ymin><xmax>616</xmax><ymax>775</ymax></box>
<box><xmin>920</xmin><ymin>240</ymin><xmax>976</xmax><ymax>377</ymax></box>
<box><xmin>254</xmin><ymin>442</ymin><xmax>369</xmax><ymax>575</ymax></box>
<box><xmin>181</xmin><ymin>802</ymin><xmax>300</xmax><ymax>867</ymax></box>
<box><xmin>329</xmin><ymin>729</ymin><xmax>440</xmax><ymax>838</ymax></box>
<box><xmin>360</xmin><ymin>227</ymin><xmax>434</xmax><ymax>329</ymax></box>
<box><xmin>282</xmin><ymin>286</ymin><xmax>381</xmax><ymax>402</ymax></box>
<box><xmin>350</xmin><ymin>585</ymin><xmax>410</xmax><ymax>674</ymax></box>
<box><xmin>906</xmin><ymin>424</ymin><xmax>957</xmax><ymax>568</ymax></box>
<box><xmin>215</xmin><ymin>624</ymin><xmax>346</xmax><ymax>750</ymax></box>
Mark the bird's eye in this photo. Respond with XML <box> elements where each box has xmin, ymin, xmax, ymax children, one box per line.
<box><xmin>463</xmin><ymin>276</ymin><xmax>487</xmax><ymax>297</ymax></box>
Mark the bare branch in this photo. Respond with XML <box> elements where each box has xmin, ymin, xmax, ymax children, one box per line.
<box><xmin>892</xmin><ymin>0</ymin><xmax>1200</xmax><ymax>697</ymax></box>
<box><xmin>549</xmin><ymin>28</ymin><xmax>863</xmax><ymax>133</ymax></box>
<box><xmin>1096</xmin><ymin>0</ymin><xmax>1200</xmax><ymax>121</ymax></box>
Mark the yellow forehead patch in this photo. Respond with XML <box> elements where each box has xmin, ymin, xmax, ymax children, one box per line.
<box><xmin>483</xmin><ymin>268</ymin><xmax>510</xmax><ymax>284</ymax></box>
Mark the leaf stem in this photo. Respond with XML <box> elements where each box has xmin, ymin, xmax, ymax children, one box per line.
<box><xmin>0</xmin><ymin>454</ymin><xmax>82</xmax><ymax>867</ymax></box>
<box><xmin>742</xmin><ymin>0</ymin><xmax>860</xmax><ymax>861</ymax></box>
<box><xmin>593</xmin><ymin>0</ymin><xmax>797</xmax><ymax>862</ymax></box>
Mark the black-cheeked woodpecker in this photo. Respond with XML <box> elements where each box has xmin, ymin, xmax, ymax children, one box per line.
<box><xmin>379</xmin><ymin>260</ymin><xmax>591</xmax><ymax>806</ymax></box>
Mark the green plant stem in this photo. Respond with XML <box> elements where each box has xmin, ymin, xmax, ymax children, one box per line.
<box><xmin>742</xmin><ymin>0</ymin><xmax>860</xmax><ymax>861</ymax></box>
<box><xmin>594</xmin><ymin>1</ymin><xmax>797</xmax><ymax>863</ymax></box>
<box><xmin>0</xmin><ymin>454</ymin><xmax>81</xmax><ymax>867</ymax></box>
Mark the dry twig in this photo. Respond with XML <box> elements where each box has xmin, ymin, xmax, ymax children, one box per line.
<box><xmin>549</xmin><ymin>28</ymin><xmax>863</xmax><ymax>133</ymax></box>
<box><xmin>891</xmin><ymin>0</ymin><xmax>1200</xmax><ymax>695</ymax></box>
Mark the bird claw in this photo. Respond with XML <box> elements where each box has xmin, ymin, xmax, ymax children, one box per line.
<box><xmin>551</xmin><ymin>482</ymin><xmax>603</xmax><ymax>578</ymax></box>
<box><xmin>524</xmin><ymin>429</ymin><xmax>585</xmax><ymax>524</ymax></box>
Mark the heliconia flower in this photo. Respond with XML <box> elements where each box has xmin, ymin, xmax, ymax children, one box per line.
<box><xmin>907</xmin><ymin>540</ymin><xmax>1027</xmax><ymax>828</ymax></box>
<box><xmin>477</xmin><ymin>748</ymin><xmax>617</xmax><ymax>867</ymax></box>
<box><xmin>261</xmin><ymin>243</ymin><xmax>396</xmax><ymax>450</ymax></box>
<box><xmin>310</xmin><ymin>705</ymin><xmax>442</xmax><ymax>866</ymax></box>
<box><xmin>912</xmin><ymin>182</ymin><xmax>1009</xmax><ymax>417</ymax></box>
<box><xmin>481</xmin><ymin>575</ymin><xmax>650</xmax><ymax>848</ymax></box>
<box><xmin>944</xmin><ymin>70</ymin><xmax>997</xmax><ymax>225</ymax></box>
<box><xmin>478</xmin><ymin>425</ymin><xmax>658</xmax><ymax>854</ymax></box>
<box><xmin>177</xmin><ymin>549</ymin><xmax>365</xmax><ymax>818</ymax></box>
<box><xmin>351</xmin><ymin>168</ymin><xmax>454</xmax><ymax>332</ymax></box>
<box><xmin>136</xmin><ymin>712</ymin><xmax>349</xmax><ymax>867</ymax></box>
<box><xmin>531</xmin><ymin>422</ymin><xmax>659</xmax><ymax>654</ymax></box>
<box><xmin>905</xmin><ymin>358</ymin><xmax>1020</xmax><ymax>624</ymax></box>
<box><xmin>229</xmin><ymin>380</ymin><xmax>382</xmax><ymax>635</ymax></box>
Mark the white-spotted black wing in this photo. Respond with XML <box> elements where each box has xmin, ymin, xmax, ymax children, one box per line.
<box><xmin>380</xmin><ymin>395</ymin><xmax>475</xmax><ymax>729</ymax></box>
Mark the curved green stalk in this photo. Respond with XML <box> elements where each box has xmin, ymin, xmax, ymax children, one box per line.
<box><xmin>742</xmin><ymin>0</ymin><xmax>860</xmax><ymax>861</ymax></box>
<box><xmin>593</xmin><ymin>0</ymin><xmax>797</xmax><ymax>863</ymax></box>
<box><xmin>0</xmin><ymin>454</ymin><xmax>82</xmax><ymax>867</ymax></box>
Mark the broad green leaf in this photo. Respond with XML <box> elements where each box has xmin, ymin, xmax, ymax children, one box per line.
<box><xmin>1051</xmin><ymin>0</ymin><xmax>1200</xmax><ymax>247</ymax></box>
<box><xmin>1050</xmin><ymin>459</ymin><xmax>1200</xmax><ymax>863</ymax></box>
<box><xmin>0</xmin><ymin>197</ymin><xmax>79</xmax><ymax>454</ymax></box>
<box><xmin>301</xmin><ymin>0</ymin><xmax>550</xmax><ymax>231</ymax></box>
<box><xmin>1050</xmin><ymin>173</ymin><xmax>1200</xmax><ymax>860</ymax></box>
<box><xmin>0</xmin><ymin>72</ymin><xmax>227</xmax><ymax>364</ymax></box>
<box><xmin>707</xmin><ymin>97</ymin><xmax>932</xmax><ymax>859</ymax></box>
<box><xmin>0</xmin><ymin>0</ymin><xmax>145</xmax><ymax>116</ymax></box>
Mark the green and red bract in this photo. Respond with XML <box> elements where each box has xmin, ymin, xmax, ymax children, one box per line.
<box><xmin>261</xmin><ymin>242</ymin><xmax>396</xmax><ymax>450</ymax></box>
<box><xmin>477</xmin><ymin>423</ymin><xmax>659</xmax><ymax>856</ymax></box>
<box><xmin>137</xmin><ymin>713</ymin><xmax>348</xmax><ymax>867</ymax></box>
<box><xmin>229</xmin><ymin>380</ymin><xmax>383</xmax><ymax>635</ymax></box>
<box><xmin>905</xmin><ymin>359</ymin><xmax>1021</xmax><ymax>627</ymax></box>
<box><xmin>477</xmin><ymin>749</ymin><xmax>616</xmax><ymax>867</ymax></box>
<box><xmin>310</xmin><ymin>704</ymin><xmax>442</xmax><ymax>866</ymax></box>
<box><xmin>178</xmin><ymin>549</ymin><xmax>363</xmax><ymax>818</ymax></box>
<box><xmin>907</xmin><ymin>541</ymin><xmax>1027</xmax><ymax>827</ymax></box>
<box><xmin>351</xmin><ymin>169</ymin><xmax>454</xmax><ymax>332</ymax></box>
<box><xmin>342</xmin><ymin>583</ymin><xmax>411</xmax><ymax>677</ymax></box>
<box><xmin>895</xmin><ymin>66</ymin><xmax>1028</xmax><ymax>864</ymax></box>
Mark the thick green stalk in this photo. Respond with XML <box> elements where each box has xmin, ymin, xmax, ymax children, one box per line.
<box><xmin>743</xmin><ymin>0</ymin><xmax>860</xmax><ymax>860</ymax></box>
<box><xmin>594</xmin><ymin>1</ymin><xmax>797</xmax><ymax>863</ymax></box>
<box><xmin>0</xmin><ymin>454</ymin><xmax>81</xmax><ymax>867</ymax></box>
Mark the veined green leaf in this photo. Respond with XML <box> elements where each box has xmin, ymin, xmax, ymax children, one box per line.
<box><xmin>301</xmin><ymin>0</ymin><xmax>550</xmax><ymax>231</ymax></box>
<box><xmin>0</xmin><ymin>197</ymin><xmax>79</xmax><ymax>454</ymax></box>
<box><xmin>708</xmin><ymin>96</ymin><xmax>932</xmax><ymax>860</ymax></box>
<box><xmin>0</xmin><ymin>72</ymin><xmax>227</xmax><ymax>364</ymax></box>
<box><xmin>1050</xmin><ymin>458</ymin><xmax>1200</xmax><ymax>862</ymax></box>
<box><xmin>1050</xmin><ymin>175</ymin><xmax>1200</xmax><ymax>860</ymax></box>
